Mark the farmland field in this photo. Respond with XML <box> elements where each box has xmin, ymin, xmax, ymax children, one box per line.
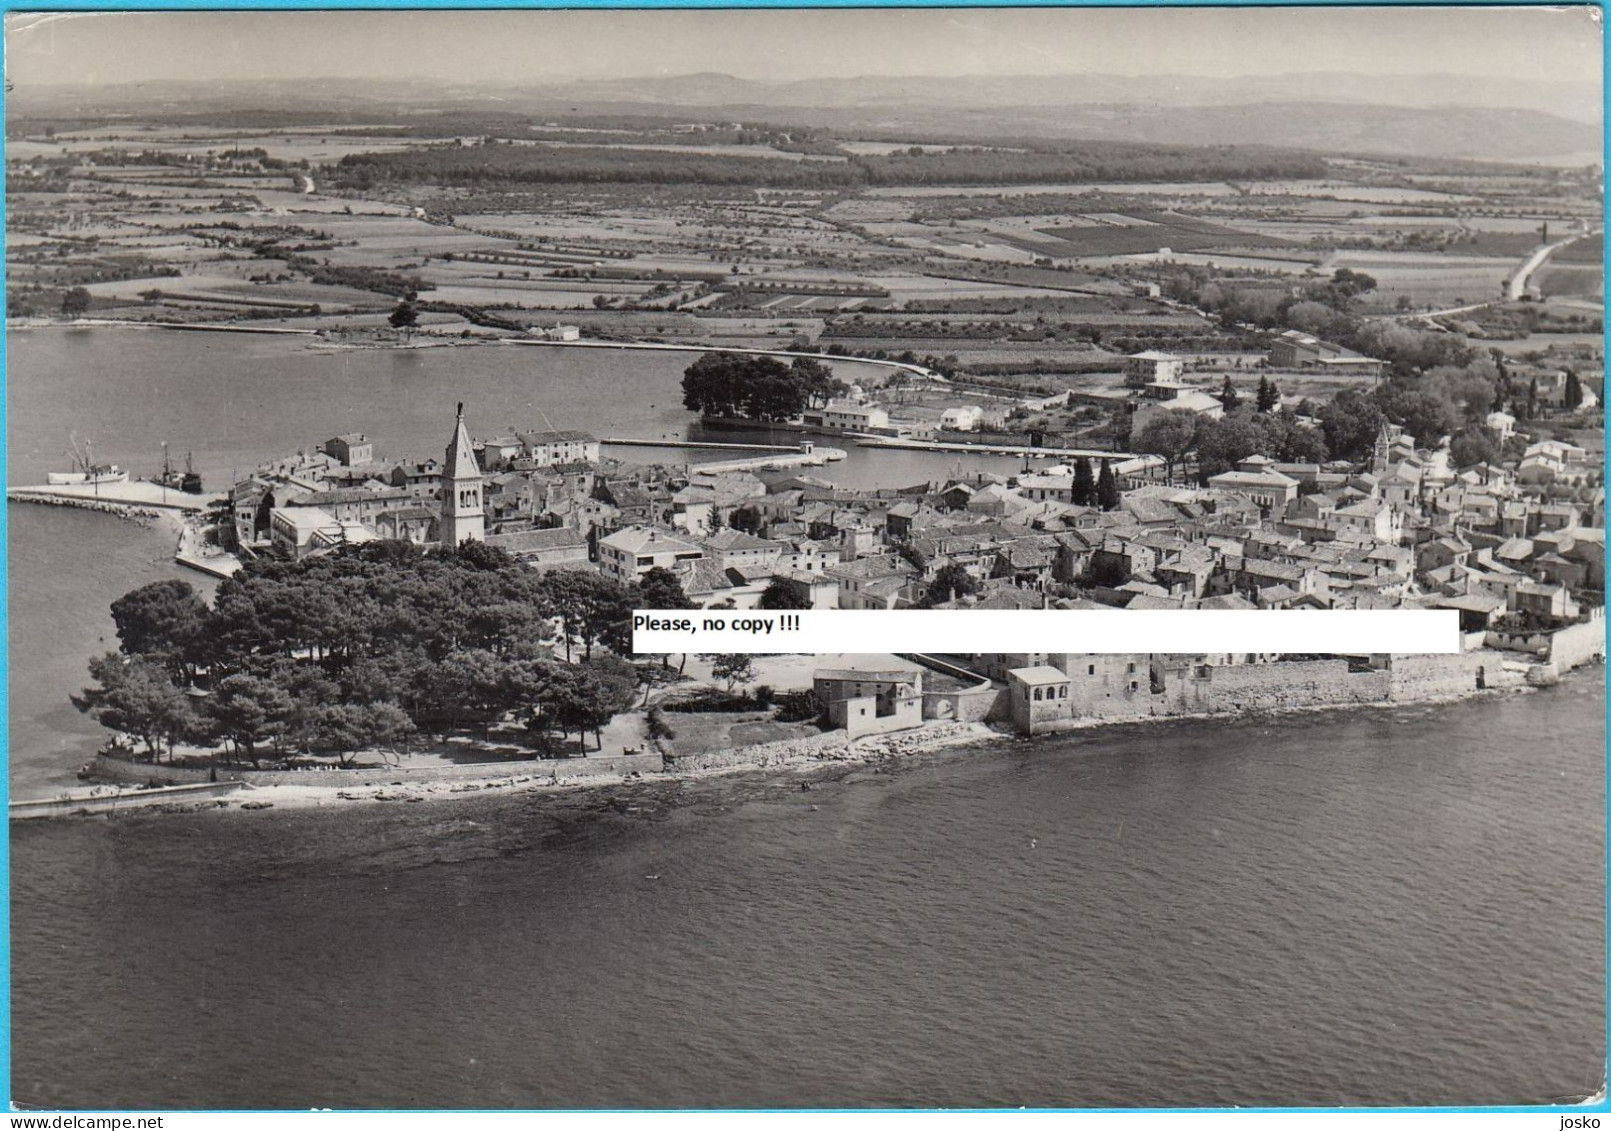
<box><xmin>1035</xmin><ymin>211</ymin><xmax>1289</xmax><ymax>257</ymax></box>
<box><xmin>5</xmin><ymin>107</ymin><xmax>1598</xmax><ymax>377</ymax></box>
<box><xmin>1553</xmin><ymin>236</ymin><xmax>1605</xmax><ymax>264</ymax></box>
<box><xmin>1534</xmin><ymin>265</ymin><xmax>1604</xmax><ymax>298</ymax></box>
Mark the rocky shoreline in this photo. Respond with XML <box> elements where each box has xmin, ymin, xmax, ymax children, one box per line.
<box><xmin>37</xmin><ymin>665</ymin><xmax>1592</xmax><ymax>822</ymax></box>
<box><xmin>40</xmin><ymin>720</ymin><xmax>998</xmax><ymax>819</ymax></box>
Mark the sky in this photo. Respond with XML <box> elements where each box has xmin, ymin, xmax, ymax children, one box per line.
<box><xmin>4</xmin><ymin>6</ymin><xmax>1603</xmax><ymax>89</ymax></box>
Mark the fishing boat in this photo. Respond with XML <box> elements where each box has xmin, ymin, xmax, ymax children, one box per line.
<box><xmin>154</xmin><ymin>442</ymin><xmax>205</xmax><ymax>494</ymax></box>
<box><xmin>47</xmin><ymin>436</ymin><xmax>129</xmax><ymax>486</ymax></box>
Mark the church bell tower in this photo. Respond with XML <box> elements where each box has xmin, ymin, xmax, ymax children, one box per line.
<box><xmin>440</xmin><ymin>402</ymin><xmax>484</xmax><ymax>546</ymax></box>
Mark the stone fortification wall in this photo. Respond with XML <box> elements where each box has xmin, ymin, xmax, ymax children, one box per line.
<box><xmin>1548</xmin><ymin>614</ymin><xmax>1607</xmax><ymax>672</ymax></box>
<box><xmin>1486</xmin><ymin>628</ymin><xmax>1553</xmax><ymax>657</ymax></box>
<box><xmin>1386</xmin><ymin>653</ymin><xmax>1487</xmax><ymax>701</ymax></box>
<box><xmin>1149</xmin><ymin>659</ymin><xmax>1389</xmax><ymax>717</ymax></box>
<box><xmin>903</xmin><ymin>654</ymin><xmax>1008</xmax><ymax>723</ymax></box>
<box><xmin>919</xmin><ymin>681</ymin><xmax>1005</xmax><ymax>723</ymax></box>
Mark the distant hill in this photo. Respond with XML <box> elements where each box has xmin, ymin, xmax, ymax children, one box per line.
<box><xmin>10</xmin><ymin>70</ymin><xmax>1602</xmax><ymax>165</ymax></box>
<box><xmin>546</xmin><ymin>70</ymin><xmax>1603</xmax><ymax>125</ymax></box>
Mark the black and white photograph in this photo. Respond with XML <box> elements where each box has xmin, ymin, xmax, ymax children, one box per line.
<box><xmin>4</xmin><ymin>5</ymin><xmax>1605</xmax><ymax>1112</ymax></box>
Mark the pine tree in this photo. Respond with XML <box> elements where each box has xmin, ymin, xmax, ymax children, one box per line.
<box><xmin>1219</xmin><ymin>374</ymin><xmax>1240</xmax><ymax>412</ymax></box>
<box><xmin>1526</xmin><ymin>376</ymin><xmax>1539</xmax><ymax>420</ymax></box>
<box><xmin>1565</xmin><ymin>368</ymin><xmax>1583</xmax><ymax>410</ymax></box>
<box><xmin>1072</xmin><ymin>457</ymin><xmax>1096</xmax><ymax>507</ymax></box>
<box><xmin>1256</xmin><ymin>375</ymin><xmax>1280</xmax><ymax>413</ymax></box>
<box><xmin>1096</xmin><ymin>461</ymin><xmax>1121</xmax><ymax>512</ymax></box>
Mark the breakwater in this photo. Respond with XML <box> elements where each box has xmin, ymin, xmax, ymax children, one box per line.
<box><xmin>6</xmin><ymin>490</ymin><xmax>162</xmax><ymax>524</ymax></box>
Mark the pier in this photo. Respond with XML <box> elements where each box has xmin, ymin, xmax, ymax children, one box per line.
<box><xmin>602</xmin><ymin>438</ymin><xmax>802</xmax><ymax>453</ymax></box>
<box><xmin>690</xmin><ymin>447</ymin><xmax>847</xmax><ymax>474</ymax></box>
<box><xmin>856</xmin><ymin>436</ymin><xmax>1149</xmax><ymax>462</ymax></box>
<box><xmin>8</xmin><ymin>480</ymin><xmax>223</xmax><ymax>511</ymax></box>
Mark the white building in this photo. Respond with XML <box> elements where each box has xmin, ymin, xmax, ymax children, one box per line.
<box><xmin>805</xmin><ymin>399</ymin><xmax>890</xmax><ymax>432</ymax></box>
<box><xmin>1124</xmin><ymin>350</ymin><xmax>1186</xmax><ymax>389</ymax></box>
<box><xmin>941</xmin><ymin>406</ymin><xmax>984</xmax><ymax>431</ymax></box>
<box><xmin>597</xmin><ymin>526</ymin><xmax>705</xmax><ymax>584</ymax></box>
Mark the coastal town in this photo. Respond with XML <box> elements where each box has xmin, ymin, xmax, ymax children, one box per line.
<box><xmin>27</xmin><ymin>315</ymin><xmax>1600</xmax><ymax>812</ymax></box>
<box><xmin>3</xmin><ymin>37</ymin><xmax>1603</xmax><ymax>806</ymax></box>
<box><xmin>7</xmin><ymin>9</ymin><xmax>1607</xmax><ymax>1118</ymax></box>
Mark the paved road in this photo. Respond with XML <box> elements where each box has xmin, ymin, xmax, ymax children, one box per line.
<box><xmin>1507</xmin><ymin>239</ymin><xmax>1570</xmax><ymax>301</ymax></box>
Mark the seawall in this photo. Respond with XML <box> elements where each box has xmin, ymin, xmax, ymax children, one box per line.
<box><xmin>1152</xmin><ymin>658</ymin><xmax>1391</xmax><ymax>717</ymax></box>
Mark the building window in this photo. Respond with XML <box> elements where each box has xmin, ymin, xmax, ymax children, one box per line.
<box><xmin>1087</xmin><ymin>664</ymin><xmax>1095</xmax><ymax>675</ymax></box>
<box><xmin>1126</xmin><ymin>662</ymin><xmax>1136</xmax><ymax>673</ymax></box>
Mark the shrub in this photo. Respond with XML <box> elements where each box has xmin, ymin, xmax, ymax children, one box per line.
<box><xmin>662</xmin><ymin>689</ymin><xmax>753</xmax><ymax>713</ymax></box>
<box><xmin>772</xmin><ymin>689</ymin><xmax>822</xmax><ymax>723</ymax></box>
<box><xmin>647</xmin><ymin>706</ymin><xmax>676</xmax><ymax>741</ymax></box>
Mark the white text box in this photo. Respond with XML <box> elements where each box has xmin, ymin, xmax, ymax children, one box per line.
<box><xmin>631</xmin><ymin>609</ymin><xmax>1461</xmax><ymax>655</ymax></box>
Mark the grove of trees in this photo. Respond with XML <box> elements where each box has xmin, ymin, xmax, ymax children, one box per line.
<box><xmin>681</xmin><ymin>351</ymin><xmax>847</xmax><ymax>422</ymax></box>
<box><xmin>76</xmin><ymin>541</ymin><xmax>669</xmax><ymax>767</ymax></box>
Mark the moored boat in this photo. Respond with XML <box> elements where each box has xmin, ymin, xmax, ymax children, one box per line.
<box><xmin>48</xmin><ymin>435</ymin><xmax>129</xmax><ymax>486</ymax></box>
<box><xmin>154</xmin><ymin>442</ymin><xmax>205</xmax><ymax>494</ymax></box>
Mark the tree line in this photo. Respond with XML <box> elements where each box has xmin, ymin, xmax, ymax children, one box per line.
<box><xmin>328</xmin><ymin>140</ymin><xmax>1327</xmax><ymax>193</ymax></box>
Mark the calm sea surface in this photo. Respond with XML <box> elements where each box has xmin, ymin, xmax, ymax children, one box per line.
<box><xmin>7</xmin><ymin>327</ymin><xmax>1607</xmax><ymax>1108</ymax></box>
<box><xmin>5</xmin><ymin>328</ymin><xmax>1023</xmax><ymax>490</ymax></box>
<box><xmin>10</xmin><ymin>683</ymin><xmax>1607</xmax><ymax>1108</ymax></box>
